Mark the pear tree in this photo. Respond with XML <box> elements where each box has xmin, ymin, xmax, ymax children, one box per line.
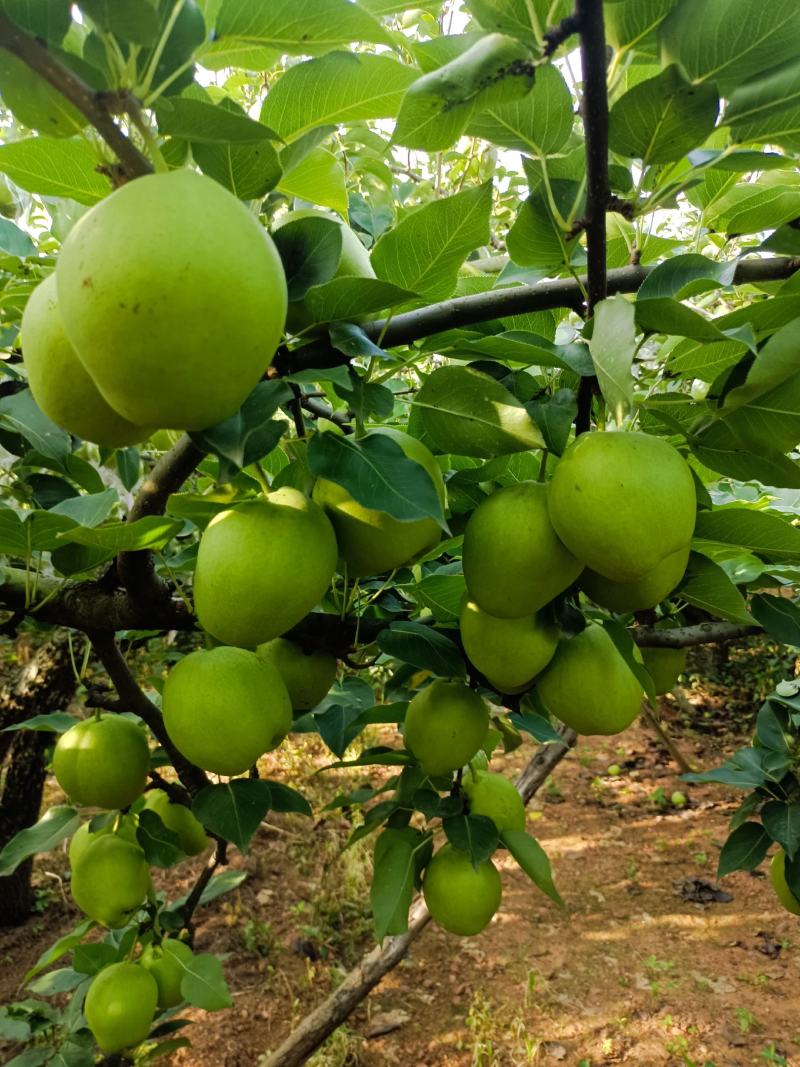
<box><xmin>0</xmin><ymin>1</ymin><xmax>798</xmax><ymax>1064</ymax></box>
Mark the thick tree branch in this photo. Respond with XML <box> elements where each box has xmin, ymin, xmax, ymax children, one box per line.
<box><xmin>634</xmin><ymin>621</ymin><xmax>762</xmax><ymax>648</ymax></box>
<box><xmin>574</xmin><ymin>0</ymin><xmax>609</xmax><ymax>434</ymax></box>
<box><xmin>261</xmin><ymin>726</ymin><xmax>577</xmax><ymax>1067</ymax></box>
<box><xmin>273</xmin><ymin>256</ymin><xmax>800</xmax><ymax>376</ymax></box>
<box><xmin>89</xmin><ymin>632</ymin><xmax>209</xmax><ymax>795</ymax></box>
<box><xmin>117</xmin><ymin>435</ymin><xmax>206</xmax><ymax>615</ymax></box>
<box><xmin>0</xmin><ymin>12</ymin><xmax>152</xmax><ymax>180</ymax></box>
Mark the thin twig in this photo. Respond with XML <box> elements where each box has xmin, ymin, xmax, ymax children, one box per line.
<box><xmin>181</xmin><ymin>839</ymin><xmax>228</xmax><ymax>939</ymax></box>
<box><xmin>0</xmin><ymin>12</ymin><xmax>152</xmax><ymax>180</ymax></box>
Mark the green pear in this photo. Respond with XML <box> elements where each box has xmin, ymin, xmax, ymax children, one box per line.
<box><xmin>771</xmin><ymin>850</ymin><xmax>800</xmax><ymax>915</ymax></box>
<box><xmin>581</xmin><ymin>546</ymin><xmax>689</xmax><ymax>613</ymax></box>
<box><xmin>463</xmin><ymin>481</ymin><xmax>583</xmax><ymax>619</ymax></box>
<box><xmin>640</xmin><ymin>645</ymin><xmax>687</xmax><ymax>695</ymax></box>
<box><xmin>536</xmin><ymin>623</ymin><xmax>643</xmax><ymax>736</ymax></box>
<box><xmin>548</xmin><ymin>431</ymin><xmax>696</xmax><ymax>582</ymax></box>
<box><xmin>194</xmin><ymin>488</ymin><xmax>337</xmax><ymax>648</ymax></box>
<box><xmin>313</xmin><ymin>428</ymin><xmax>445</xmax><ymax>577</ymax></box>
<box><xmin>56</xmin><ymin>169</ymin><xmax>287</xmax><ymax>430</ymax></box>
<box><xmin>53</xmin><ymin>714</ymin><xmax>150</xmax><ymax>810</ymax></box>
<box><xmin>403</xmin><ymin>679</ymin><xmax>489</xmax><ymax>776</ymax></box>
<box><xmin>139</xmin><ymin>940</ymin><xmax>194</xmax><ymax>1009</ymax></box>
<box><xmin>256</xmin><ymin>638</ymin><xmax>337</xmax><ymax>711</ymax></box>
<box><xmin>71</xmin><ymin>836</ymin><xmax>150</xmax><ymax>928</ymax></box>
<box><xmin>459</xmin><ymin>599</ymin><xmax>558</xmax><ymax>694</ymax></box>
<box><xmin>423</xmin><ymin>845</ymin><xmax>501</xmax><ymax>935</ymax></box>
<box><xmin>463</xmin><ymin>769</ymin><xmax>526</xmax><ymax>831</ymax></box>
<box><xmin>69</xmin><ymin>815</ymin><xmax>139</xmax><ymax>869</ymax></box>
<box><xmin>21</xmin><ymin>276</ymin><xmax>150</xmax><ymax>446</ymax></box>
<box><xmin>141</xmin><ymin>789</ymin><xmax>210</xmax><ymax>856</ymax></box>
<box><xmin>84</xmin><ymin>962</ymin><xmax>158</xmax><ymax>1053</ymax></box>
<box><xmin>274</xmin><ymin>208</ymin><xmax>375</xmax><ymax>332</ymax></box>
<box><xmin>162</xmin><ymin>646</ymin><xmax>292</xmax><ymax>775</ymax></box>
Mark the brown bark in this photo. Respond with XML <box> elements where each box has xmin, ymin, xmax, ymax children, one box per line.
<box><xmin>0</xmin><ymin>633</ymin><xmax>78</xmax><ymax>925</ymax></box>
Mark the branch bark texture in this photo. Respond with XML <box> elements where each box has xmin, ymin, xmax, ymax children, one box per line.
<box><xmin>261</xmin><ymin>726</ymin><xmax>577</xmax><ymax>1067</ymax></box>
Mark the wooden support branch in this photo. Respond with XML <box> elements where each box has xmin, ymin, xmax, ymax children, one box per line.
<box><xmin>261</xmin><ymin>727</ymin><xmax>577</xmax><ymax>1067</ymax></box>
<box><xmin>634</xmin><ymin>621</ymin><xmax>762</xmax><ymax>648</ymax></box>
<box><xmin>117</xmin><ymin>435</ymin><xmax>206</xmax><ymax>615</ymax></box>
<box><xmin>0</xmin><ymin>12</ymin><xmax>152</xmax><ymax>180</ymax></box>
<box><xmin>273</xmin><ymin>256</ymin><xmax>800</xmax><ymax>377</ymax></box>
<box><xmin>89</xmin><ymin>632</ymin><xmax>209</xmax><ymax>795</ymax></box>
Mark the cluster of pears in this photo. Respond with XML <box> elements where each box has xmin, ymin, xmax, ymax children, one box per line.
<box><xmin>52</xmin><ymin>713</ymin><xmax>210</xmax><ymax>1052</ymax></box>
<box><xmin>460</xmin><ymin>431</ymin><xmax>696</xmax><ymax>734</ymax></box>
<box><xmin>21</xmin><ymin>168</ymin><xmax>288</xmax><ymax>444</ymax></box>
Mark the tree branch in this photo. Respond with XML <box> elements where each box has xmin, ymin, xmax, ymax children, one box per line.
<box><xmin>89</xmin><ymin>632</ymin><xmax>209</xmax><ymax>795</ymax></box>
<box><xmin>261</xmin><ymin>727</ymin><xmax>577</xmax><ymax>1067</ymax></box>
<box><xmin>181</xmin><ymin>839</ymin><xmax>228</xmax><ymax>939</ymax></box>
<box><xmin>117</xmin><ymin>435</ymin><xmax>206</xmax><ymax>615</ymax></box>
<box><xmin>0</xmin><ymin>12</ymin><xmax>152</xmax><ymax>180</ymax></box>
<box><xmin>634</xmin><ymin>621</ymin><xmax>762</xmax><ymax>648</ymax></box>
<box><xmin>273</xmin><ymin>256</ymin><xmax>800</xmax><ymax>376</ymax></box>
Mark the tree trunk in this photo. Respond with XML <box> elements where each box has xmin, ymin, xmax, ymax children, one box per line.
<box><xmin>0</xmin><ymin>633</ymin><xmax>77</xmax><ymax>926</ymax></box>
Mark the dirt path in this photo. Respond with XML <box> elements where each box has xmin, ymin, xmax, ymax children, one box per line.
<box><xmin>2</xmin><ymin>708</ymin><xmax>799</xmax><ymax>1067</ymax></box>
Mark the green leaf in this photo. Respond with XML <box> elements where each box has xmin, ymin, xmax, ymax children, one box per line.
<box><xmin>260</xmin><ymin>780</ymin><xmax>311</xmax><ymax>816</ymax></box>
<box><xmin>692</xmin><ymin>443</ymin><xmax>800</xmax><ymax>489</ymax></box>
<box><xmin>756</xmin><ymin>701</ymin><xmax>792</xmax><ymax>755</ymax></box>
<box><xmin>605</xmin><ymin>0</ymin><xmax>677</xmax><ymax>51</ymax></box>
<box><xmin>413</xmin><ymin>365</ymin><xmax>545</xmax><ymax>458</ymax></box>
<box><xmin>303</xmin><ymin>277</ymin><xmax>416</xmax><ymax>324</ymax></box>
<box><xmin>660</xmin><ymin>0</ymin><xmax>800</xmax><ymax>97</ymax></box>
<box><xmin>762</xmin><ymin>802</ymin><xmax>800</xmax><ymax>860</ymax></box>
<box><xmin>2</xmin><ymin>711</ymin><xmax>77</xmax><ymax>733</ymax></box>
<box><xmin>79</xmin><ymin>0</ymin><xmax>161</xmax><ymax>44</ymax></box>
<box><xmin>609</xmin><ymin>66</ymin><xmax>719</xmax><ymax>164</ymax></box>
<box><xmin>0</xmin><ymin>138</ymin><xmax>109</xmax><ymax>204</ymax></box>
<box><xmin>56</xmin><ymin>515</ymin><xmax>183</xmax><ymax>551</ymax></box>
<box><xmin>467</xmin><ymin>63</ymin><xmax>573</xmax><ymax>156</ymax></box>
<box><xmin>50</xmin><ymin>488</ymin><xmax>118</xmax><ymax>527</ymax></box>
<box><xmin>313</xmin><ymin>702</ymin><xmax>366</xmax><ymax>757</ymax></box>
<box><xmin>409</xmin><ymin>569</ymin><xmax>467</xmax><ymax>622</ymax></box>
<box><xmin>215</xmin><ymin>0</ymin><xmax>391</xmax><ymax>52</ymax></box>
<box><xmin>694</xmin><ymin>508</ymin><xmax>800</xmax><ymax>562</ymax></box>
<box><xmin>192</xmin><ymin>780</ymin><xmax>274</xmax><ymax>852</ymax></box>
<box><xmin>190</xmin><ymin>380</ymin><xmax>290</xmax><ymax>481</ymax></box>
<box><xmin>527</xmin><ymin>389</ymin><xmax>578</xmax><ymax>456</ymax></box>
<box><xmin>679</xmin><ymin>552</ymin><xmax>752</xmax><ymax>624</ymax></box>
<box><xmin>717</xmin><ymin>821</ymin><xmax>771</xmax><ymax>878</ymax></box>
<box><xmin>501</xmin><ymin>829</ymin><xmax>563</xmax><ymax>906</ymax></box>
<box><xmin>271</xmin><ymin>217</ymin><xmax>343</xmax><ymax>300</ymax></box>
<box><xmin>684</xmin><ymin>747</ymin><xmax>777</xmax><ymax>789</ymax></box>
<box><xmin>715</xmin><ymin>186</ymin><xmax>800</xmax><ymax>237</ymax></box>
<box><xmin>371</xmin><ymin>828</ymin><xmax>417</xmax><ymax>939</ymax></box>
<box><xmin>392</xmin><ymin>33</ymin><xmax>534</xmax><ymax>151</ymax></box>
<box><xmin>726</xmin><ymin>57</ymin><xmax>800</xmax><ymax>151</ymax></box>
<box><xmin>26</xmin><ymin>967</ymin><xmax>85</xmax><ymax>995</ymax></box>
<box><xmin>0</xmin><ymin>805</ymin><xmax>80</xmax><ymax>876</ymax></box>
<box><xmin>464</xmin><ymin>0</ymin><xmax>559</xmax><ymax>50</ymax></box>
<box><xmin>372</xmin><ymin>182</ymin><xmax>491</xmax><ymax>301</ymax></box>
<box><xmin>156</xmin><ymin>97</ymin><xmax>277</xmax><ymax>143</ymax></box>
<box><xmin>136</xmin><ymin>809</ymin><xmax>184</xmax><ymax>868</ymax></box>
<box><xmin>378</xmin><ymin>621</ymin><xmax>466</xmax><ymax>678</ymax></box>
<box><xmin>72</xmin><ymin>942</ymin><xmax>119</xmax><ymax>976</ymax></box>
<box><xmin>588</xmin><ymin>295</ymin><xmax>636</xmax><ymax>423</ymax></box>
<box><xmin>452</xmin><ymin>332</ymin><xmax>594</xmax><ymax>376</ymax></box>
<box><xmin>508</xmin><ymin>709</ymin><xmax>562</xmax><ymax>744</ymax></box>
<box><xmin>23</xmin><ymin>919</ymin><xmax>94</xmax><ymax>983</ymax></box>
<box><xmin>750</xmin><ymin>594</ymin><xmax>800</xmax><ymax>646</ymax></box>
<box><xmin>506</xmin><ymin>184</ymin><xmax>580</xmax><ymax>271</ymax></box>
<box><xmin>2</xmin><ymin>0</ymin><xmax>71</xmax><ymax>41</ymax></box>
<box><xmin>262</xmin><ymin>52</ymin><xmax>419</xmax><ymax>140</ymax></box>
<box><xmin>721</xmin><ymin>315</ymin><xmax>800</xmax><ymax>413</ymax></box>
<box><xmin>278</xmin><ymin>147</ymin><xmax>348</xmax><ymax>216</ymax></box>
<box><xmin>0</xmin><ymin>217</ymin><xmax>35</xmax><ymax>257</ymax></box>
<box><xmin>443</xmin><ymin>814</ymin><xmax>499</xmax><ymax>865</ymax></box>
<box><xmin>638</xmin><ymin>254</ymin><xmax>737</xmax><ymax>301</ymax></box>
<box><xmin>307</xmin><ymin>430</ymin><xmax>446</xmax><ymax>525</ymax></box>
<box><xmin>192</xmin><ymin>138</ymin><xmax>282</xmax><ymax>200</ymax></box>
<box><xmin>0</xmin><ymin>389</ymin><xmax>71</xmax><ymax>463</ymax></box>
<box><xmin>171</xmin><ymin>948</ymin><xmax>232</xmax><ymax>1011</ymax></box>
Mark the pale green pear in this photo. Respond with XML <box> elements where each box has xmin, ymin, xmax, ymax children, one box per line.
<box><xmin>640</xmin><ymin>645</ymin><xmax>687</xmax><ymax>695</ymax></box>
<box><xmin>536</xmin><ymin>623</ymin><xmax>643</xmax><ymax>736</ymax></box>
<box><xmin>404</xmin><ymin>680</ymin><xmax>489</xmax><ymax>776</ymax></box>
<box><xmin>463</xmin><ymin>481</ymin><xmax>583</xmax><ymax>619</ymax></box>
<box><xmin>256</xmin><ymin>637</ymin><xmax>337</xmax><ymax>711</ymax></box>
<box><xmin>313</xmin><ymin>428</ymin><xmax>445</xmax><ymax>577</ymax></box>
<box><xmin>56</xmin><ymin>169</ymin><xmax>287</xmax><ymax>430</ymax></box>
<box><xmin>581</xmin><ymin>546</ymin><xmax>689</xmax><ymax>613</ymax></box>
<box><xmin>21</xmin><ymin>276</ymin><xmax>150</xmax><ymax>446</ymax></box>
<box><xmin>463</xmin><ymin>769</ymin><xmax>526</xmax><ymax>831</ymax></box>
<box><xmin>459</xmin><ymin>599</ymin><xmax>558</xmax><ymax>694</ymax></box>
<box><xmin>194</xmin><ymin>488</ymin><xmax>337</xmax><ymax>648</ymax></box>
<box><xmin>548</xmin><ymin>431</ymin><xmax>696</xmax><ymax>582</ymax></box>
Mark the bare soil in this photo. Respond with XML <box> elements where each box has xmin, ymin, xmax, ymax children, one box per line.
<box><xmin>2</xmin><ymin>696</ymin><xmax>799</xmax><ymax>1067</ymax></box>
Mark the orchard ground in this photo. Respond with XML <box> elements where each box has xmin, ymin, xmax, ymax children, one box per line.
<box><xmin>1</xmin><ymin>643</ymin><xmax>799</xmax><ymax>1067</ymax></box>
